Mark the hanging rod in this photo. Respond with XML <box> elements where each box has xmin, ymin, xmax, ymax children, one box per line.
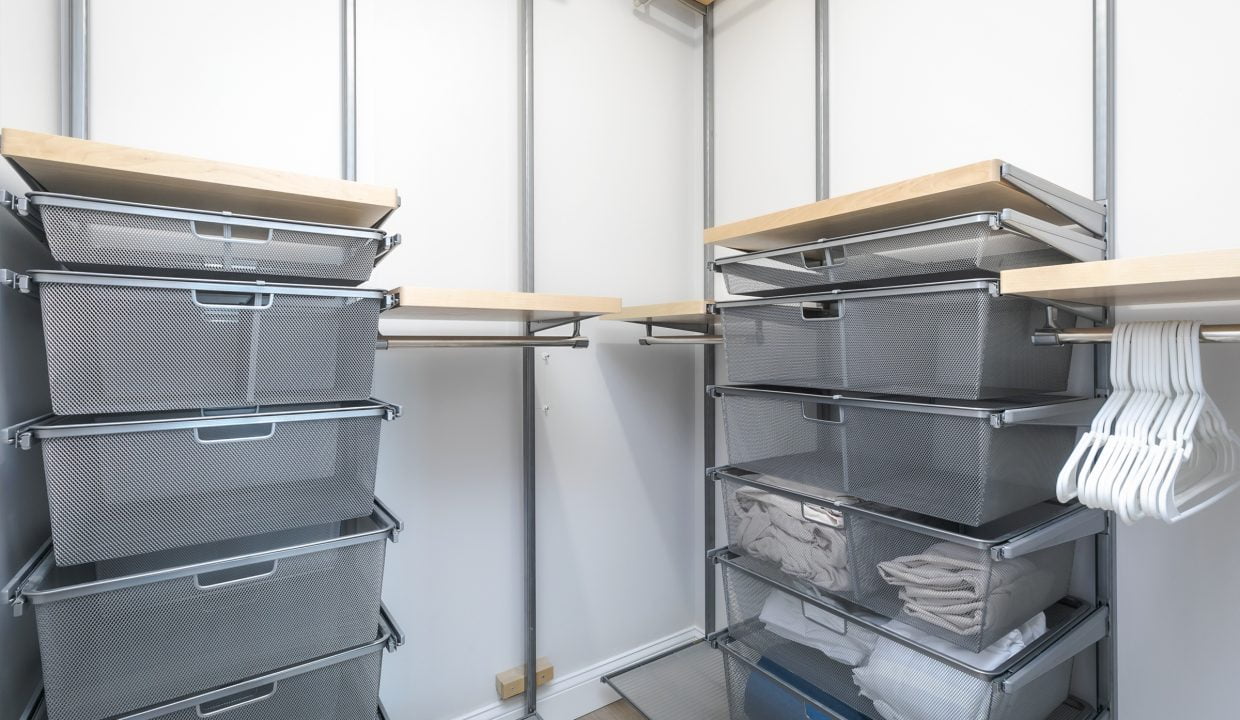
<box><xmin>639</xmin><ymin>335</ymin><xmax>722</xmax><ymax>346</ymax></box>
<box><xmin>377</xmin><ymin>335</ymin><xmax>588</xmax><ymax>350</ymax></box>
<box><xmin>1033</xmin><ymin>324</ymin><xmax>1240</xmax><ymax>346</ymax></box>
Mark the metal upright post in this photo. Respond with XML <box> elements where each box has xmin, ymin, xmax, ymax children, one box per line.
<box><xmin>815</xmin><ymin>0</ymin><xmax>829</xmax><ymax>201</ymax></box>
<box><xmin>518</xmin><ymin>0</ymin><xmax>538</xmax><ymax>717</ymax></box>
<box><xmin>342</xmin><ymin>0</ymin><xmax>358</xmax><ymax>181</ymax></box>
<box><xmin>701</xmin><ymin>2</ymin><xmax>717</xmax><ymax>637</ymax></box>
<box><xmin>62</xmin><ymin>0</ymin><xmax>88</xmax><ymax>139</ymax></box>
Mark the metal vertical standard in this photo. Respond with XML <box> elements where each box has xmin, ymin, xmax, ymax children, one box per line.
<box><xmin>342</xmin><ymin>0</ymin><xmax>358</xmax><ymax>181</ymax></box>
<box><xmin>701</xmin><ymin>1</ymin><xmax>717</xmax><ymax>637</ymax></box>
<box><xmin>518</xmin><ymin>0</ymin><xmax>539</xmax><ymax>718</ymax></box>
<box><xmin>814</xmin><ymin>0</ymin><xmax>829</xmax><ymax>201</ymax></box>
<box><xmin>1092</xmin><ymin>2</ymin><xmax>1117</xmax><ymax>717</ymax></box>
<box><xmin>61</xmin><ymin>0</ymin><xmax>88</xmax><ymax>139</ymax></box>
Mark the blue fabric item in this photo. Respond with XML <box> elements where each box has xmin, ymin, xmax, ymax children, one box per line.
<box><xmin>742</xmin><ymin>653</ymin><xmax>872</xmax><ymax>720</ymax></box>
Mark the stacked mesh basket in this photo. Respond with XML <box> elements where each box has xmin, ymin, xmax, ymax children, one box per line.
<box><xmin>709</xmin><ymin>203</ymin><xmax>1109</xmax><ymax>720</ymax></box>
<box><xmin>3</xmin><ymin>190</ymin><xmax>404</xmax><ymax>720</ymax></box>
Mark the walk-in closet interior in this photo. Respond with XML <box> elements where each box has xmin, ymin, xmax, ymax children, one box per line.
<box><xmin>2</xmin><ymin>2</ymin><xmax>1240</xmax><ymax>720</ymax></box>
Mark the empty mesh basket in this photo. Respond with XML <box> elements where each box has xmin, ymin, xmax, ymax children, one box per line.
<box><xmin>718</xmin><ymin>280</ymin><xmax>1075</xmax><ymax>400</ymax></box>
<box><xmin>24</xmin><ymin>192</ymin><xmax>398</xmax><ymax>285</ymax></box>
<box><xmin>714</xmin><ymin>211</ymin><xmax>1102</xmax><ymax>297</ymax></box>
<box><xmin>25</xmin><ymin>270</ymin><xmax>386</xmax><ymax>415</ymax></box>
<box><xmin>12</xmin><ymin>400</ymin><xmax>399</xmax><ymax>565</ymax></box>
<box><xmin>714</xmin><ymin>385</ymin><xmax>1083</xmax><ymax>525</ymax></box>
<box><xmin>716</xmin><ymin>469</ymin><xmax>1099</xmax><ymax>652</ymax></box>
<box><xmin>717</xmin><ymin>551</ymin><xmax>1107</xmax><ymax>720</ymax></box>
<box><xmin>6</xmin><ymin>504</ymin><xmax>399</xmax><ymax>720</ymax></box>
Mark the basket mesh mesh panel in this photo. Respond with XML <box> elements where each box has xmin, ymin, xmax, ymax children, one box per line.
<box><xmin>720</xmin><ymin>220</ymin><xmax>1075</xmax><ymax>296</ymax></box>
<box><xmin>159</xmin><ymin>650</ymin><xmax>384</xmax><ymax>720</ymax></box>
<box><xmin>721</xmin><ymin>558</ymin><xmax>1074</xmax><ymax>720</ymax></box>
<box><xmin>39</xmin><ymin>281</ymin><xmax>380</xmax><ymax>415</ymax></box>
<box><xmin>721</xmin><ymin>288</ymin><xmax>1073</xmax><ymax>400</ymax></box>
<box><xmin>720</xmin><ymin>394</ymin><xmax>1076</xmax><ymax>525</ymax></box>
<box><xmin>41</xmin><ymin>415</ymin><xmax>382</xmax><ymax>565</ymax></box>
<box><xmin>604</xmin><ymin>642</ymin><xmax>731</xmax><ymax>720</ymax></box>
<box><xmin>38</xmin><ymin>203</ymin><xmax>380</xmax><ymax>284</ymax></box>
<box><xmin>845</xmin><ymin>513</ymin><xmax>1074</xmax><ymax>652</ymax></box>
<box><xmin>37</xmin><ymin>540</ymin><xmax>385</xmax><ymax>720</ymax></box>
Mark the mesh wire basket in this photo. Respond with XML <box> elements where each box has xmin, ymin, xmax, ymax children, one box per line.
<box><xmin>16</xmin><ymin>400</ymin><xmax>398</xmax><ymax>565</ymax></box>
<box><xmin>27</xmin><ymin>193</ymin><xmax>396</xmax><ymax>285</ymax></box>
<box><xmin>719</xmin><ymin>280</ymin><xmax>1074</xmax><ymax>400</ymax></box>
<box><xmin>715</xmin><ymin>385</ymin><xmax>1080</xmax><ymax>525</ymax></box>
<box><xmin>718</xmin><ymin>554</ymin><xmax>1082</xmax><ymax>720</ymax></box>
<box><xmin>715</xmin><ymin>212</ymin><xmax>1097</xmax><ymax>297</ymax></box>
<box><xmin>717</xmin><ymin>471</ymin><xmax>1086</xmax><ymax>652</ymax></box>
<box><xmin>29</xmin><ymin>270</ymin><xmax>385</xmax><ymax>415</ymax></box>
<box><xmin>11</xmin><ymin>507</ymin><xmax>397</xmax><ymax>720</ymax></box>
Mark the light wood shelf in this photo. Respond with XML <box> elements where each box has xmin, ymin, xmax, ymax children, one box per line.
<box><xmin>1</xmin><ymin>128</ymin><xmax>399</xmax><ymax>228</ymax></box>
<box><xmin>1001</xmin><ymin>249</ymin><xmax>1240</xmax><ymax>305</ymax></box>
<box><xmin>705</xmin><ymin>159</ymin><xmax>1099</xmax><ymax>252</ymax></box>
<box><xmin>601</xmin><ymin>301</ymin><xmax>713</xmax><ymax>326</ymax></box>
<box><xmin>385</xmin><ymin>287</ymin><xmax>621</xmax><ymax>323</ymax></box>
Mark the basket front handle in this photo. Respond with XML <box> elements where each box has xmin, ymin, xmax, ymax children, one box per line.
<box><xmin>801</xmin><ymin>243</ymin><xmax>847</xmax><ymax>270</ymax></box>
<box><xmin>802</xmin><ymin>401</ymin><xmax>844</xmax><ymax>425</ymax></box>
<box><xmin>195</xmin><ymin>682</ymin><xmax>278</xmax><ymax>717</ymax></box>
<box><xmin>189</xmin><ymin>219</ymin><xmax>274</xmax><ymax>246</ymax></box>
<box><xmin>194</xmin><ymin>423</ymin><xmax>276</xmax><ymax>444</ymax></box>
<box><xmin>192</xmin><ymin>290</ymin><xmax>274</xmax><ymax>310</ymax></box>
<box><xmin>800</xmin><ymin>299</ymin><xmax>844</xmax><ymax>321</ymax></box>
<box><xmin>194</xmin><ymin>559</ymin><xmax>279</xmax><ymax>590</ymax></box>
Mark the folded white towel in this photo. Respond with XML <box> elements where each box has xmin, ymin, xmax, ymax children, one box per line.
<box><xmin>758</xmin><ymin>589</ymin><xmax>882</xmax><ymax>667</ymax></box>
<box><xmin>734</xmin><ymin>488</ymin><xmax>850</xmax><ymax>592</ymax></box>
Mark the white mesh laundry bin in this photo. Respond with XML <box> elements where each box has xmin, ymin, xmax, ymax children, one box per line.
<box><xmin>4</xmin><ymin>503</ymin><xmax>400</xmax><ymax>720</ymax></box>
<box><xmin>9</xmin><ymin>400</ymin><xmax>400</xmax><ymax>565</ymax></box>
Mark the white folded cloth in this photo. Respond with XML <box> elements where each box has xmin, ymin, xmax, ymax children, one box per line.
<box><xmin>852</xmin><ymin>614</ymin><xmax>1048</xmax><ymax>720</ymax></box>
<box><xmin>758</xmin><ymin>589</ymin><xmax>882</xmax><ymax>667</ymax></box>
<box><xmin>734</xmin><ymin>487</ymin><xmax>850</xmax><ymax>592</ymax></box>
<box><xmin>876</xmin><ymin>542</ymin><xmax>1048</xmax><ymax>636</ymax></box>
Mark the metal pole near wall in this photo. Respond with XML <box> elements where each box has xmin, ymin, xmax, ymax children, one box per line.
<box><xmin>518</xmin><ymin>0</ymin><xmax>539</xmax><ymax>717</ymax></box>
<box><xmin>342</xmin><ymin>0</ymin><xmax>357</xmax><ymax>181</ymax></box>
<box><xmin>815</xmin><ymin>0</ymin><xmax>829</xmax><ymax>201</ymax></box>
<box><xmin>61</xmin><ymin>0</ymin><xmax>88</xmax><ymax>138</ymax></box>
<box><xmin>701</xmin><ymin>2</ymin><xmax>717</xmax><ymax>637</ymax></box>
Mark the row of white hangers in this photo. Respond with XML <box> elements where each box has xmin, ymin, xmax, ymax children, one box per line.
<box><xmin>1057</xmin><ymin>321</ymin><xmax>1240</xmax><ymax>524</ymax></box>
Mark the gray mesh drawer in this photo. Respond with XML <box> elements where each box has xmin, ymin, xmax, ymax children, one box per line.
<box><xmin>719</xmin><ymin>280</ymin><xmax>1074</xmax><ymax>400</ymax></box>
<box><xmin>714</xmin><ymin>211</ymin><xmax>1102</xmax><ymax>297</ymax></box>
<box><xmin>28</xmin><ymin>270</ymin><xmax>385</xmax><ymax>415</ymax></box>
<box><xmin>26</xmin><ymin>192</ymin><xmax>397</xmax><ymax>285</ymax></box>
<box><xmin>717</xmin><ymin>553</ymin><xmax>1105</xmax><ymax>720</ymax></box>
<box><xmin>14</xmin><ymin>400</ymin><xmax>399</xmax><ymax>565</ymax></box>
<box><xmin>8</xmin><ymin>506</ymin><xmax>399</xmax><ymax>720</ymax></box>
<box><xmin>715</xmin><ymin>385</ymin><xmax>1080</xmax><ymax>525</ymax></box>
<box><xmin>717</xmin><ymin>470</ymin><xmax>1098</xmax><ymax>653</ymax></box>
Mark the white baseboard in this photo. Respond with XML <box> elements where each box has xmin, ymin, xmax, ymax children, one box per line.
<box><xmin>449</xmin><ymin>627</ymin><xmax>703</xmax><ymax>720</ymax></box>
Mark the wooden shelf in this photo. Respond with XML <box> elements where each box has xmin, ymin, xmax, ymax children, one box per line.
<box><xmin>705</xmin><ymin>159</ymin><xmax>1099</xmax><ymax>252</ymax></box>
<box><xmin>385</xmin><ymin>287</ymin><xmax>621</xmax><ymax>323</ymax></box>
<box><xmin>1001</xmin><ymin>249</ymin><xmax>1240</xmax><ymax>305</ymax></box>
<box><xmin>1</xmin><ymin>128</ymin><xmax>399</xmax><ymax>228</ymax></box>
<box><xmin>601</xmin><ymin>300</ymin><xmax>713</xmax><ymax>326</ymax></box>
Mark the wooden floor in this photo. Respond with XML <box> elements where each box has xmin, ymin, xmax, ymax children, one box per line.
<box><xmin>579</xmin><ymin>700</ymin><xmax>644</xmax><ymax>720</ymax></box>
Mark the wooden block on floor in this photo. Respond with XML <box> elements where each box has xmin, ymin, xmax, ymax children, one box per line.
<box><xmin>496</xmin><ymin>657</ymin><xmax>554</xmax><ymax>700</ymax></box>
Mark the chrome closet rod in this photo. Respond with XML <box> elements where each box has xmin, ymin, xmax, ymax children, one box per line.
<box><xmin>376</xmin><ymin>336</ymin><xmax>588</xmax><ymax>349</ymax></box>
<box><xmin>1034</xmin><ymin>324</ymin><xmax>1240</xmax><ymax>345</ymax></box>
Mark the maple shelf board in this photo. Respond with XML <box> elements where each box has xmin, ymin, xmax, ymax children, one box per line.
<box><xmin>601</xmin><ymin>300</ymin><xmax>714</xmax><ymax>325</ymax></box>
<box><xmin>1001</xmin><ymin>249</ymin><xmax>1240</xmax><ymax>305</ymax></box>
<box><xmin>385</xmin><ymin>287</ymin><xmax>621</xmax><ymax>323</ymax></box>
<box><xmin>1</xmin><ymin>128</ymin><xmax>399</xmax><ymax>228</ymax></box>
<box><xmin>705</xmin><ymin>159</ymin><xmax>1087</xmax><ymax>252</ymax></box>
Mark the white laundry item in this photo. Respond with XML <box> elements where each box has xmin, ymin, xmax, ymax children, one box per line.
<box><xmin>734</xmin><ymin>488</ymin><xmax>850</xmax><ymax>592</ymax></box>
<box><xmin>758</xmin><ymin>589</ymin><xmax>881</xmax><ymax>667</ymax></box>
<box><xmin>852</xmin><ymin>614</ymin><xmax>1047</xmax><ymax>720</ymax></box>
<box><xmin>876</xmin><ymin>542</ymin><xmax>1041</xmax><ymax>636</ymax></box>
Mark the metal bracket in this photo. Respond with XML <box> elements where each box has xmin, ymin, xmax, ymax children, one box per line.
<box><xmin>1002</xmin><ymin>606</ymin><xmax>1109</xmax><ymax>693</ymax></box>
<box><xmin>1001</xmin><ymin>164</ymin><xmax>1107</xmax><ymax>236</ymax></box>
<box><xmin>4</xmin><ymin>538</ymin><xmax>51</xmax><ymax>617</ymax></box>
<box><xmin>995</xmin><ymin>398</ymin><xmax>1104</xmax><ymax>428</ymax></box>
<box><xmin>992</xmin><ymin>507</ymin><xmax>1108</xmax><ymax>560</ymax></box>
<box><xmin>2</xmin><ymin>414</ymin><xmax>50</xmax><ymax>450</ymax></box>
<box><xmin>1</xmin><ymin>269</ymin><xmax>31</xmax><ymax>294</ymax></box>
<box><xmin>378</xmin><ymin>401</ymin><xmax>403</xmax><ymax>421</ymax></box>
<box><xmin>381</xmin><ymin>292</ymin><xmax>400</xmax><ymax>312</ymax></box>
<box><xmin>379</xmin><ymin>603</ymin><xmax>405</xmax><ymax>652</ymax></box>
<box><xmin>998</xmin><ymin>209</ymin><xmax>1106</xmax><ymax>263</ymax></box>
<box><xmin>373</xmin><ymin>497</ymin><xmax>404</xmax><ymax>543</ymax></box>
<box><xmin>1</xmin><ymin>189</ymin><xmax>29</xmax><ymax>216</ymax></box>
<box><xmin>374</xmin><ymin>234</ymin><xmax>401</xmax><ymax>266</ymax></box>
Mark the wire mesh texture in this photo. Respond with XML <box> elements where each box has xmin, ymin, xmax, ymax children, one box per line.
<box><xmin>37</xmin><ymin>275</ymin><xmax>382</xmax><ymax>415</ymax></box>
<box><xmin>719</xmin><ymin>216</ymin><xmax>1076</xmax><ymax>297</ymax></box>
<box><xmin>35</xmin><ymin>540</ymin><xmax>386</xmax><ymax>720</ymax></box>
<box><xmin>718</xmin><ymin>392</ymin><xmax>1077</xmax><ymax>526</ymax></box>
<box><xmin>39</xmin><ymin>410</ymin><xmax>385</xmax><ymax>565</ymax></box>
<box><xmin>720</xmin><ymin>284</ymin><xmax>1074</xmax><ymax>400</ymax></box>
<box><xmin>604</xmin><ymin>641</ymin><xmax>731</xmax><ymax>720</ymax></box>
<box><xmin>33</xmin><ymin>195</ymin><xmax>387</xmax><ymax>285</ymax></box>
<box><xmin>720</xmin><ymin>556</ymin><xmax>1076</xmax><ymax>720</ymax></box>
<box><xmin>159</xmin><ymin>651</ymin><xmax>385</xmax><ymax>720</ymax></box>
